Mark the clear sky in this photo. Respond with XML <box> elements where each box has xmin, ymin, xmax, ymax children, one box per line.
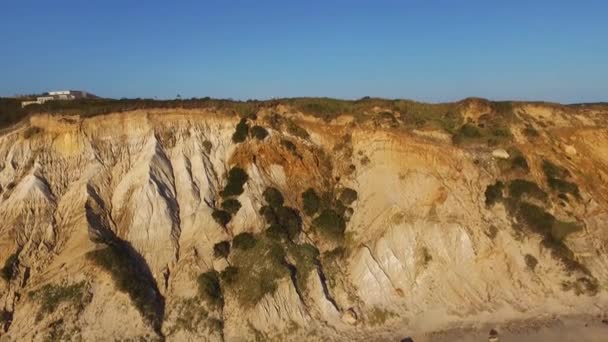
<box><xmin>1</xmin><ymin>0</ymin><xmax>606</xmax><ymax>103</ymax></box>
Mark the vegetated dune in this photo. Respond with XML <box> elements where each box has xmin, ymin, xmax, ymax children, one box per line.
<box><xmin>0</xmin><ymin>98</ymin><xmax>608</xmax><ymax>341</ymax></box>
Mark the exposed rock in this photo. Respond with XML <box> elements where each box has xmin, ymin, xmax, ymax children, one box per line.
<box><xmin>342</xmin><ymin>308</ymin><xmax>358</xmax><ymax>325</ymax></box>
<box><xmin>492</xmin><ymin>148</ymin><xmax>510</xmax><ymax>159</ymax></box>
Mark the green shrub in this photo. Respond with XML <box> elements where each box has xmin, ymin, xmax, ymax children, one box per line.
<box><xmin>313</xmin><ymin>209</ymin><xmax>346</xmax><ymax>240</ymax></box>
<box><xmin>221</xmin><ymin>199</ymin><xmax>242</xmax><ymax>215</ymax></box>
<box><xmin>29</xmin><ymin>282</ymin><xmax>88</xmax><ymax>322</ymax></box>
<box><xmin>516</xmin><ymin>202</ymin><xmax>555</xmax><ymax>236</ymax></box>
<box><xmin>547</xmin><ymin>178</ymin><xmax>581</xmax><ymax>198</ymax></box>
<box><xmin>524</xmin><ymin>254</ymin><xmax>538</xmax><ymax>270</ymax></box>
<box><xmin>286</xmin><ymin>243</ymin><xmax>320</xmax><ymax>293</ymax></box>
<box><xmin>1</xmin><ymin>253</ymin><xmax>18</xmax><ymax>282</ymax></box>
<box><xmin>266</xmin><ymin>224</ymin><xmax>289</xmax><ymax>241</ymax></box>
<box><xmin>232</xmin><ymin>118</ymin><xmax>249</xmax><ymax>143</ymax></box>
<box><xmin>551</xmin><ymin>221</ymin><xmax>582</xmax><ymax>241</ymax></box>
<box><xmin>339</xmin><ymin>188</ymin><xmax>358</xmax><ymax>205</ymax></box>
<box><xmin>484</xmin><ymin>181</ymin><xmax>504</xmax><ymax>207</ymax></box>
<box><xmin>220</xmin><ymin>266</ymin><xmax>239</xmax><ymax>284</ymax></box>
<box><xmin>508</xmin><ymin>179</ymin><xmax>547</xmax><ymax>201</ymax></box>
<box><xmin>260</xmin><ymin>205</ymin><xmax>278</xmax><ymax>225</ymax></box>
<box><xmin>523</xmin><ymin>126</ymin><xmax>539</xmax><ymax>137</ymax></box>
<box><xmin>460</xmin><ymin>123</ymin><xmax>482</xmax><ymax>137</ymax></box>
<box><xmin>542</xmin><ymin>160</ymin><xmax>570</xmax><ymax>179</ymax></box>
<box><xmin>212</xmin><ymin>209</ymin><xmax>232</xmax><ymax>227</ymax></box>
<box><xmin>490</xmin><ymin>126</ymin><xmax>512</xmax><ymax>138</ymax></box>
<box><xmin>275</xmin><ymin>206</ymin><xmax>302</xmax><ymax>240</ymax></box>
<box><xmin>197</xmin><ymin>271</ymin><xmax>223</xmax><ymax>307</ymax></box>
<box><xmin>302</xmin><ymin>188</ymin><xmax>320</xmax><ymax>216</ymax></box>
<box><xmin>516</xmin><ymin>202</ymin><xmax>580</xmax><ymax>242</ymax></box>
<box><xmin>213</xmin><ymin>241</ymin><xmax>231</xmax><ymax>259</ymax></box>
<box><xmin>263</xmin><ymin>187</ymin><xmax>284</xmax><ymax>208</ymax></box>
<box><xmin>251</xmin><ymin>125</ymin><xmax>269</xmax><ymax>140</ymax></box>
<box><xmin>511</xmin><ymin>155</ymin><xmax>530</xmax><ymax>172</ymax></box>
<box><xmin>225</xmin><ymin>238</ymin><xmax>288</xmax><ymax>307</ymax></box>
<box><xmin>286</xmin><ymin>119</ymin><xmax>310</xmax><ymax>139</ymax></box>
<box><xmin>334</xmin><ymin>200</ymin><xmax>347</xmax><ymax>216</ymax></box>
<box><xmin>203</xmin><ymin>140</ymin><xmax>213</xmax><ymax>154</ymax></box>
<box><xmin>281</xmin><ymin>139</ymin><xmax>297</xmax><ymax>153</ymax></box>
<box><xmin>233</xmin><ymin>232</ymin><xmax>256</xmax><ymax>250</ymax></box>
<box><xmin>220</xmin><ymin>167</ymin><xmax>249</xmax><ymax>197</ymax></box>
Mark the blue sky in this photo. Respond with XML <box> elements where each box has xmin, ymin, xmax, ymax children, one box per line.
<box><xmin>1</xmin><ymin>0</ymin><xmax>606</xmax><ymax>103</ymax></box>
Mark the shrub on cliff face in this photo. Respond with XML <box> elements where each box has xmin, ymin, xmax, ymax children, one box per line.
<box><xmin>232</xmin><ymin>118</ymin><xmax>249</xmax><ymax>143</ymax></box>
<box><xmin>227</xmin><ymin>238</ymin><xmax>288</xmax><ymax>307</ymax></box>
<box><xmin>313</xmin><ymin>209</ymin><xmax>346</xmax><ymax>240</ymax></box>
<box><xmin>1</xmin><ymin>253</ymin><xmax>18</xmax><ymax>282</ymax></box>
<box><xmin>541</xmin><ymin>159</ymin><xmax>580</xmax><ymax>198</ymax></box>
<box><xmin>220</xmin><ymin>167</ymin><xmax>248</xmax><ymax>197</ymax></box>
<box><xmin>302</xmin><ymin>188</ymin><xmax>320</xmax><ymax>216</ymax></box>
<box><xmin>484</xmin><ymin>181</ymin><xmax>504</xmax><ymax>207</ymax></box>
<box><xmin>197</xmin><ymin>271</ymin><xmax>222</xmax><ymax>307</ymax></box>
<box><xmin>275</xmin><ymin>206</ymin><xmax>302</xmax><ymax>240</ymax></box>
<box><xmin>263</xmin><ymin>187</ymin><xmax>284</xmax><ymax>208</ymax></box>
<box><xmin>250</xmin><ymin>125</ymin><xmax>269</xmax><ymax>140</ymax></box>
<box><xmin>525</xmin><ymin>254</ymin><xmax>538</xmax><ymax>270</ymax></box>
<box><xmin>339</xmin><ymin>188</ymin><xmax>358</xmax><ymax>205</ymax></box>
<box><xmin>213</xmin><ymin>241</ymin><xmax>231</xmax><ymax>259</ymax></box>
<box><xmin>508</xmin><ymin>179</ymin><xmax>547</xmax><ymax>201</ymax></box>
<box><xmin>233</xmin><ymin>232</ymin><xmax>256</xmax><ymax>250</ymax></box>
<box><xmin>221</xmin><ymin>198</ymin><xmax>241</xmax><ymax>215</ymax></box>
<box><xmin>212</xmin><ymin>209</ymin><xmax>231</xmax><ymax>227</ymax></box>
<box><xmin>28</xmin><ymin>282</ymin><xmax>89</xmax><ymax>322</ymax></box>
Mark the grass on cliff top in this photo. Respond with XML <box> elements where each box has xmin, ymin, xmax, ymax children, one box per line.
<box><xmin>0</xmin><ymin>96</ymin><xmax>529</xmax><ymax>133</ymax></box>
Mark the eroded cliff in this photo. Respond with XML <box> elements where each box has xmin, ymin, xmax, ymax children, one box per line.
<box><xmin>1</xmin><ymin>99</ymin><xmax>608</xmax><ymax>341</ymax></box>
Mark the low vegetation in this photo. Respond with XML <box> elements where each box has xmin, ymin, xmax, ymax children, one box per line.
<box><xmin>212</xmin><ymin>209</ymin><xmax>232</xmax><ymax>227</ymax></box>
<box><xmin>302</xmin><ymin>188</ymin><xmax>321</xmax><ymax>216</ymax></box>
<box><xmin>221</xmin><ymin>198</ymin><xmax>241</xmax><ymax>215</ymax></box>
<box><xmin>285</xmin><ymin>243</ymin><xmax>320</xmax><ymax>294</ymax></box>
<box><xmin>232</xmin><ymin>232</ymin><xmax>256</xmax><ymax>250</ymax></box>
<box><xmin>286</xmin><ymin>119</ymin><xmax>310</xmax><ymax>139</ymax></box>
<box><xmin>260</xmin><ymin>187</ymin><xmax>302</xmax><ymax>241</ymax></box>
<box><xmin>197</xmin><ymin>271</ymin><xmax>223</xmax><ymax>307</ymax></box>
<box><xmin>339</xmin><ymin>188</ymin><xmax>358</xmax><ymax>205</ymax></box>
<box><xmin>542</xmin><ymin>160</ymin><xmax>581</xmax><ymax>199</ymax></box>
<box><xmin>524</xmin><ymin>254</ymin><xmax>538</xmax><ymax>270</ymax></box>
<box><xmin>171</xmin><ymin>297</ymin><xmax>208</xmax><ymax>333</ymax></box>
<box><xmin>313</xmin><ymin>209</ymin><xmax>346</xmax><ymax>240</ymax></box>
<box><xmin>250</xmin><ymin>125</ymin><xmax>269</xmax><ymax>140</ymax></box>
<box><xmin>28</xmin><ymin>281</ymin><xmax>89</xmax><ymax>322</ymax></box>
<box><xmin>484</xmin><ymin>181</ymin><xmax>504</xmax><ymax>207</ymax></box>
<box><xmin>232</xmin><ymin>118</ymin><xmax>249</xmax><ymax>143</ymax></box>
<box><xmin>220</xmin><ymin>167</ymin><xmax>248</xmax><ymax>198</ymax></box>
<box><xmin>263</xmin><ymin>187</ymin><xmax>284</xmax><ymax>208</ymax></box>
<box><xmin>220</xmin><ymin>266</ymin><xmax>239</xmax><ymax>284</ymax></box>
<box><xmin>508</xmin><ymin>179</ymin><xmax>547</xmax><ymax>201</ymax></box>
<box><xmin>1</xmin><ymin>253</ymin><xmax>18</xmax><ymax>282</ymax></box>
<box><xmin>452</xmin><ymin>121</ymin><xmax>512</xmax><ymax>145</ymax></box>
<box><xmin>367</xmin><ymin>307</ymin><xmax>397</xmax><ymax>326</ymax></box>
<box><xmin>225</xmin><ymin>237</ymin><xmax>288</xmax><ymax>307</ymax></box>
<box><xmin>509</xmin><ymin>149</ymin><xmax>530</xmax><ymax>172</ymax></box>
<box><xmin>202</xmin><ymin>140</ymin><xmax>213</xmax><ymax>154</ymax></box>
<box><xmin>213</xmin><ymin>241</ymin><xmax>231</xmax><ymax>259</ymax></box>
